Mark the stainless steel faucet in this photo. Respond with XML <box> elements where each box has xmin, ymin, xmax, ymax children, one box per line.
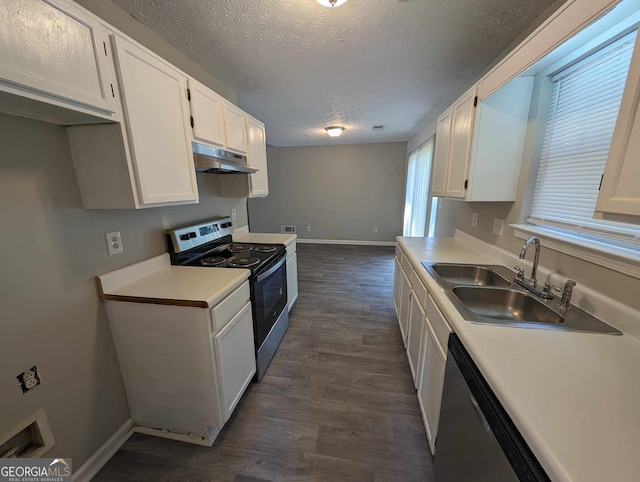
<box><xmin>519</xmin><ymin>236</ymin><xmax>541</xmax><ymax>286</ymax></box>
<box><xmin>515</xmin><ymin>236</ymin><xmax>554</xmax><ymax>300</ymax></box>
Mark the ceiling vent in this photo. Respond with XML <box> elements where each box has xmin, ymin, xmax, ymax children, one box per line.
<box><xmin>372</xmin><ymin>125</ymin><xmax>385</xmax><ymax>131</ymax></box>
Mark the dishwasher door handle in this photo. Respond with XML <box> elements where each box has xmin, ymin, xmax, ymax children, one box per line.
<box><xmin>469</xmin><ymin>390</ymin><xmax>493</xmax><ymax>435</ymax></box>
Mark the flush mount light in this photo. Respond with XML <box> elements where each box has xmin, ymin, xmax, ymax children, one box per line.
<box><xmin>316</xmin><ymin>0</ymin><xmax>349</xmax><ymax>7</ymax></box>
<box><xmin>325</xmin><ymin>126</ymin><xmax>345</xmax><ymax>137</ymax></box>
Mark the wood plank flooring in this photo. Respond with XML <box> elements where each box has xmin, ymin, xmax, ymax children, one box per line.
<box><xmin>94</xmin><ymin>243</ymin><xmax>434</xmax><ymax>481</ymax></box>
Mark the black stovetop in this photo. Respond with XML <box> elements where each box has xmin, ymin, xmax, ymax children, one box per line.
<box><xmin>169</xmin><ymin>235</ymin><xmax>285</xmax><ymax>275</ymax></box>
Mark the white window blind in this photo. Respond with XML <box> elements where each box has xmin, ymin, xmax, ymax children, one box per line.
<box><xmin>528</xmin><ymin>30</ymin><xmax>640</xmax><ymax>245</ymax></box>
<box><xmin>403</xmin><ymin>137</ymin><xmax>434</xmax><ymax>237</ymax></box>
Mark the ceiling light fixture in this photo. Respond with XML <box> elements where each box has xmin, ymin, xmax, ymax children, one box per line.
<box><xmin>325</xmin><ymin>126</ymin><xmax>345</xmax><ymax>137</ymax></box>
<box><xmin>316</xmin><ymin>0</ymin><xmax>349</xmax><ymax>7</ymax></box>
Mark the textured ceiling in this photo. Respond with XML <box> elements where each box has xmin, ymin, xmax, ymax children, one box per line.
<box><xmin>111</xmin><ymin>0</ymin><xmax>558</xmax><ymax>146</ymax></box>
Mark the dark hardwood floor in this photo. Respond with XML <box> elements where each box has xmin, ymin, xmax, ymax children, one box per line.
<box><xmin>94</xmin><ymin>243</ymin><xmax>434</xmax><ymax>481</ymax></box>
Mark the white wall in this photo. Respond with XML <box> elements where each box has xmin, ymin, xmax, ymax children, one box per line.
<box><xmin>0</xmin><ymin>112</ymin><xmax>248</xmax><ymax>468</ymax></box>
<box><xmin>248</xmin><ymin>143</ymin><xmax>407</xmax><ymax>242</ymax></box>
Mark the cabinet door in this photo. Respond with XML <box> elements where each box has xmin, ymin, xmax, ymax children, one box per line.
<box><xmin>188</xmin><ymin>79</ymin><xmax>226</xmax><ymax>148</ymax></box>
<box><xmin>0</xmin><ymin>0</ymin><xmax>117</xmax><ymax>114</ymax></box>
<box><xmin>407</xmin><ymin>291</ymin><xmax>425</xmax><ymax>388</ymax></box>
<box><xmin>393</xmin><ymin>258</ymin><xmax>402</xmax><ymax>316</ymax></box>
<box><xmin>446</xmin><ymin>88</ymin><xmax>477</xmax><ymax>199</ymax></box>
<box><xmin>398</xmin><ymin>268</ymin><xmax>411</xmax><ymax>347</ymax></box>
<box><xmin>417</xmin><ymin>323</ymin><xmax>447</xmax><ymax>454</ymax></box>
<box><xmin>223</xmin><ymin>102</ymin><xmax>248</xmax><ymax>154</ymax></box>
<box><xmin>286</xmin><ymin>252</ymin><xmax>298</xmax><ymax>311</ymax></box>
<box><xmin>112</xmin><ymin>35</ymin><xmax>198</xmax><ymax>205</ymax></box>
<box><xmin>432</xmin><ymin>109</ymin><xmax>452</xmax><ymax>197</ymax></box>
<box><xmin>595</xmin><ymin>33</ymin><xmax>640</xmax><ymax>218</ymax></box>
<box><xmin>247</xmin><ymin>116</ymin><xmax>269</xmax><ymax>197</ymax></box>
<box><xmin>213</xmin><ymin>303</ymin><xmax>256</xmax><ymax>423</ymax></box>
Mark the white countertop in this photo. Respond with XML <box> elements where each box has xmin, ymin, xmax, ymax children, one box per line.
<box><xmin>398</xmin><ymin>235</ymin><xmax>640</xmax><ymax>482</ymax></box>
<box><xmin>97</xmin><ymin>254</ymin><xmax>249</xmax><ymax>309</ymax></box>
<box><xmin>233</xmin><ymin>231</ymin><xmax>296</xmax><ymax>246</ymax></box>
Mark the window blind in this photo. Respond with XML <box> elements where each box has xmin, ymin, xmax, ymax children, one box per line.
<box><xmin>528</xmin><ymin>30</ymin><xmax>640</xmax><ymax>244</ymax></box>
<box><xmin>403</xmin><ymin>137</ymin><xmax>434</xmax><ymax>237</ymax></box>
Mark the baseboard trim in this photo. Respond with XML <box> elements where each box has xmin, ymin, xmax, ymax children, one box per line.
<box><xmin>73</xmin><ymin>418</ymin><xmax>133</xmax><ymax>482</ymax></box>
<box><xmin>133</xmin><ymin>426</ymin><xmax>218</xmax><ymax>447</ymax></box>
<box><xmin>296</xmin><ymin>239</ymin><xmax>396</xmax><ymax>246</ymax></box>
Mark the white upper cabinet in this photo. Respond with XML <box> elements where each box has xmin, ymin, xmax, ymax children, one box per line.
<box><xmin>111</xmin><ymin>35</ymin><xmax>198</xmax><ymax>205</ymax></box>
<box><xmin>0</xmin><ymin>0</ymin><xmax>118</xmax><ymax>122</ymax></box>
<box><xmin>246</xmin><ymin>116</ymin><xmax>269</xmax><ymax>197</ymax></box>
<box><xmin>467</xmin><ymin>76</ymin><xmax>534</xmax><ymax>202</ymax></box>
<box><xmin>596</xmin><ymin>32</ymin><xmax>640</xmax><ymax>219</ymax></box>
<box><xmin>219</xmin><ymin>115</ymin><xmax>270</xmax><ymax>198</ymax></box>
<box><xmin>188</xmin><ymin>78</ymin><xmax>226</xmax><ymax>148</ymax></box>
<box><xmin>446</xmin><ymin>87</ymin><xmax>477</xmax><ymax>199</ymax></box>
<box><xmin>223</xmin><ymin>101</ymin><xmax>248</xmax><ymax>154</ymax></box>
<box><xmin>432</xmin><ymin>109</ymin><xmax>452</xmax><ymax>197</ymax></box>
<box><xmin>434</xmin><ymin>77</ymin><xmax>533</xmax><ymax>202</ymax></box>
<box><xmin>67</xmin><ymin>34</ymin><xmax>199</xmax><ymax>209</ymax></box>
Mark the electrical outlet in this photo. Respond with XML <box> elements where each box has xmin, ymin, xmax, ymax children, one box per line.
<box><xmin>373</xmin><ymin>227</ymin><xmax>378</xmax><ymax>234</ymax></box>
<box><xmin>231</xmin><ymin>208</ymin><xmax>237</xmax><ymax>221</ymax></box>
<box><xmin>307</xmin><ymin>226</ymin><xmax>312</xmax><ymax>232</ymax></box>
<box><xmin>472</xmin><ymin>212</ymin><xmax>478</xmax><ymax>227</ymax></box>
<box><xmin>16</xmin><ymin>366</ymin><xmax>41</xmax><ymax>394</ymax></box>
<box><xmin>105</xmin><ymin>231</ymin><xmax>123</xmax><ymax>255</ymax></box>
<box><xmin>493</xmin><ymin>217</ymin><xmax>505</xmax><ymax>236</ymax></box>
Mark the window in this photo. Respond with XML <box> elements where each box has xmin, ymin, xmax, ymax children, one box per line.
<box><xmin>528</xmin><ymin>30</ymin><xmax>640</xmax><ymax>247</ymax></box>
<box><xmin>403</xmin><ymin>138</ymin><xmax>435</xmax><ymax>237</ymax></box>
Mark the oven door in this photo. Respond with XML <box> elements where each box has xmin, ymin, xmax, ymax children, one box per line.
<box><xmin>252</xmin><ymin>253</ymin><xmax>288</xmax><ymax>348</ymax></box>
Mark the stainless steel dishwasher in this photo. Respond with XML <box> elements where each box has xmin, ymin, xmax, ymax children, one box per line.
<box><xmin>435</xmin><ymin>334</ymin><xmax>550</xmax><ymax>482</ymax></box>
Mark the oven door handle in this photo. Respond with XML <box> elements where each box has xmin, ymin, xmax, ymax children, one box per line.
<box><xmin>256</xmin><ymin>255</ymin><xmax>286</xmax><ymax>282</ymax></box>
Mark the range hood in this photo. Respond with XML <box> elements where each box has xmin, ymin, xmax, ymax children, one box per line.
<box><xmin>192</xmin><ymin>142</ymin><xmax>258</xmax><ymax>174</ymax></box>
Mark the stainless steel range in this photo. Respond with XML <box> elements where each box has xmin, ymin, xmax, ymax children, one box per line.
<box><xmin>166</xmin><ymin>217</ymin><xmax>288</xmax><ymax>381</ymax></box>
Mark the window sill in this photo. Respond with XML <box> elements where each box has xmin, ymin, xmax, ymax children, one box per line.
<box><xmin>511</xmin><ymin>224</ymin><xmax>640</xmax><ymax>279</ymax></box>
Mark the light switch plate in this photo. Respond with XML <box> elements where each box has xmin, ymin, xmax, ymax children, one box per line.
<box><xmin>105</xmin><ymin>231</ymin><xmax>123</xmax><ymax>255</ymax></box>
<box><xmin>493</xmin><ymin>218</ymin><xmax>505</xmax><ymax>236</ymax></box>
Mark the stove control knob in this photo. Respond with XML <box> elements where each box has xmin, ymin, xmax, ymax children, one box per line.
<box><xmin>188</xmin><ymin>232</ymin><xmax>197</xmax><ymax>239</ymax></box>
<box><xmin>179</xmin><ymin>234</ymin><xmax>190</xmax><ymax>241</ymax></box>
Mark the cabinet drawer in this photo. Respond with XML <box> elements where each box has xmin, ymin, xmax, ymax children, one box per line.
<box><xmin>411</xmin><ymin>270</ymin><xmax>428</xmax><ymax>307</ymax></box>
<box><xmin>210</xmin><ymin>281</ymin><xmax>250</xmax><ymax>333</ymax></box>
<box><xmin>425</xmin><ymin>294</ymin><xmax>452</xmax><ymax>353</ymax></box>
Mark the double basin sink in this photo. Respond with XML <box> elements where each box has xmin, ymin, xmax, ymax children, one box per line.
<box><xmin>422</xmin><ymin>263</ymin><xmax>620</xmax><ymax>334</ymax></box>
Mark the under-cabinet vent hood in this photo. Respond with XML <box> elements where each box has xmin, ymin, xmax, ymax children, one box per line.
<box><xmin>192</xmin><ymin>142</ymin><xmax>258</xmax><ymax>174</ymax></box>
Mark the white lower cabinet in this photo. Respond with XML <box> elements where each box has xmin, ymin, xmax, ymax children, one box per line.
<box><xmin>104</xmin><ymin>280</ymin><xmax>255</xmax><ymax>446</ymax></box>
<box><xmin>407</xmin><ymin>290</ymin><xmax>425</xmax><ymax>387</ymax></box>
<box><xmin>418</xmin><ymin>323</ymin><xmax>447</xmax><ymax>455</ymax></box>
<box><xmin>213</xmin><ymin>302</ymin><xmax>256</xmax><ymax>423</ymax></box>
<box><xmin>286</xmin><ymin>243</ymin><xmax>299</xmax><ymax>311</ymax></box>
<box><xmin>393</xmin><ymin>258</ymin><xmax>402</xmax><ymax>315</ymax></box>
<box><xmin>394</xmin><ymin>244</ymin><xmax>452</xmax><ymax>455</ymax></box>
<box><xmin>398</xmin><ymin>267</ymin><xmax>411</xmax><ymax>346</ymax></box>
